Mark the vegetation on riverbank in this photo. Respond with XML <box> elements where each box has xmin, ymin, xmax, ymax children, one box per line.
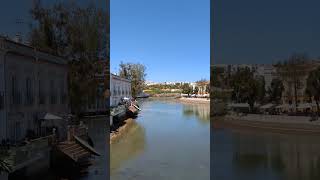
<box><xmin>118</xmin><ymin>62</ymin><xmax>147</xmax><ymax>97</ymax></box>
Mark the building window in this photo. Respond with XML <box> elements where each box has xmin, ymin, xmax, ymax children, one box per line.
<box><xmin>25</xmin><ymin>77</ymin><xmax>33</xmax><ymax>105</ymax></box>
<box><xmin>60</xmin><ymin>80</ymin><xmax>64</xmax><ymax>104</ymax></box>
<box><xmin>0</xmin><ymin>92</ymin><xmax>3</xmax><ymax>110</ymax></box>
<box><xmin>39</xmin><ymin>80</ymin><xmax>45</xmax><ymax>104</ymax></box>
<box><xmin>11</xmin><ymin>76</ymin><xmax>15</xmax><ymax>104</ymax></box>
<box><xmin>50</xmin><ymin>80</ymin><xmax>56</xmax><ymax>104</ymax></box>
<box><xmin>11</xmin><ymin>76</ymin><xmax>20</xmax><ymax>105</ymax></box>
<box><xmin>113</xmin><ymin>86</ymin><xmax>117</xmax><ymax>96</ymax></box>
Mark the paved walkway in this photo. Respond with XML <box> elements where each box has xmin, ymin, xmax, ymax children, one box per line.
<box><xmin>227</xmin><ymin>114</ymin><xmax>320</xmax><ymax>125</ymax></box>
<box><xmin>179</xmin><ymin>97</ymin><xmax>210</xmax><ymax>104</ymax></box>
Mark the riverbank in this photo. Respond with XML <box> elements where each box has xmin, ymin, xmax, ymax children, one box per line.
<box><xmin>215</xmin><ymin>114</ymin><xmax>320</xmax><ymax>134</ymax></box>
<box><xmin>149</xmin><ymin>93</ymin><xmax>180</xmax><ymax>97</ymax></box>
<box><xmin>178</xmin><ymin>97</ymin><xmax>210</xmax><ymax>104</ymax></box>
<box><xmin>110</xmin><ymin>118</ymin><xmax>135</xmax><ymax>144</ymax></box>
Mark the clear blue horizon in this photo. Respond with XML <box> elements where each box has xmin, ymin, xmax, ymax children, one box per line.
<box><xmin>111</xmin><ymin>0</ymin><xmax>210</xmax><ymax>82</ymax></box>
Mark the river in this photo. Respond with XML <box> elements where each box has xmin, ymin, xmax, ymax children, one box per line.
<box><xmin>213</xmin><ymin>118</ymin><xmax>320</xmax><ymax>180</ymax></box>
<box><xmin>110</xmin><ymin>99</ymin><xmax>210</xmax><ymax>180</ymax></box>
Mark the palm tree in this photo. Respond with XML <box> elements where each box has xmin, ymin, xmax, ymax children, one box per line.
<box><xmin>306</xmin><ymin>67</ymin><xmax>320</xmax><ymax>115</ymax></box>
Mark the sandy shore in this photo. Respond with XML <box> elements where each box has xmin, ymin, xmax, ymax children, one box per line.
<box><xmin>110</xmin><ymin>118</ymin><xmax>135</xmax><ymax>144</ymax></box>
<box><xmin>216</xmin><ymin>114</ymin><xmax>320</xmax><ymax>134</ymax></box>
<box><xmin>178</xmin><ymin>97</ymin><xmax>210</xmax><ymax>104</ymax></box>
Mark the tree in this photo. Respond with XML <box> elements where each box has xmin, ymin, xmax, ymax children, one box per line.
<box><xmin>29</xmin><ymin>1</ymin><xmax>107</xmax><ymax>117</ymax></box>
<box><xmin>256</xmin><ymin>75</ymin><xmax>266</xmax><ymax>103</ymax></box>
<box><xmin>267</xmin><ymin>78</ymin><xmax>284</xmax><ymax>104</ymax></box>
<box><xmin>306</xmin><ymin>67</ymin><xmax>320</xmax><ymax>115</ymax></box>
<box><xmin>230</xmin><ymin>67</ymin><xmax>260</xmax><ymax>112</ymax></box>
<box><xmin>119</xmin><ymin>62</ymin><xmax>146</xmax><ymax>97</ymax></box>
<box><xmin>276</xmin><ymin>53</ymin><xmax>309</xmax><ymax>111</ymax></box>
<box><xmin>193</xmin><ymin>86</ymin><xmax>199</xmax><ymax>94</ymax></box>
<box><xmin>182</xmin><ymin>83</ymin><xmax>193</xmax><ymax>96</ymax></box>
<box><xmin>212</xmin><ymin>67</ymin><xmax>225</xmax><ymax>88</ymax></box>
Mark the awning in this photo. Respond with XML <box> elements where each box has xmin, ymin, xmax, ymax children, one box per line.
<box><xmin>228</xmin><ymin>103</ymin><xmax>249</xmax><ymax>108</ymax></box>
<box><xmin>40</xmin><ymin>113</ymin><xmax>63</xmax><ymax>127</ymax></box>
<box><xmin>275</xmin><ymin>104</ymin><xmax>289</xmax><ymax>109</ymax></box>
<box><xmin>260</xmin><ymin>103</ymin><xmax>275</xmax><ymax>109</ymax></box>
<box><xmin>297</xmin><ymin>103</ymin><xmax>312</xmax><ymax>109</ymax></box>
<box><xmin>41</xmin><ymin>113</ymin><xmax>63</xmax><ymax>120</ymax></box>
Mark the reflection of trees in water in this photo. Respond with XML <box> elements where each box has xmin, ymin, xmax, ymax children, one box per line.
<box><xmin>232</xmin><ymin>132</ymin><xmax>320</xmax><ymax>180</ymax></box>
<box><xmin>182</xmin><ymin>104</ymin><xmax>210</xmax><ymax>123</ymax></box>
<box><xmin>110</xmin><ymin>121</ymin><xmax>146</xmax><ymax>174</ymax></box>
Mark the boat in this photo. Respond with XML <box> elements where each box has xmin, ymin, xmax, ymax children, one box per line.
<box><xmin>126</xmin><ymin>105</ymin><xmax>139</xmax><ymax>117</ymax></box>
<box><xmin>51</xmin><ymin>124</ymin><xmax>100</xmax><ymax>175</ymax></box>
<box><xmin>136</xmin><ymin>92</ymin><xmax>150</xmax><ymax>98</ymax></box>
<box><xmin>74</xmin><ymin>135</ymin><xmax>101</xmax><ymax>156</ymax></box>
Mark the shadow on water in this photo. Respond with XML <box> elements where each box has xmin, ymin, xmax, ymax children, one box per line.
<box><xmin>110</xmin><ymin>120</ymin><xmax>146</xmax><ymax>174</ymax></box>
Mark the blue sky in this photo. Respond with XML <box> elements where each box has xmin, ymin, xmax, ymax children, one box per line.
<box><xmin>213</xmin><ymin>0</ymin><xmax>320</xmax><ymax>64</ymax></box>
<box><xmin>111</xmin><ymin>0</ymin><xmax>210</xmax><ymax>82</ymax></box>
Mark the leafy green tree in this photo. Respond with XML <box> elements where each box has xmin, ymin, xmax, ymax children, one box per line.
<box><xmin>119</xmin><ymin>62</ymin><xmax>147</xmax><ymax>97</ymax></box>
<box><xmin>212</xmin><ymin>67</ymin><xmax>225</xmax><ymax>88</ymax></box>
<box><xmin>306</xmin><ymin>67</ymin><xmax>320</xmax><ymax>115</ymax></box>
<box><xmin>29</xmin><ymin>1</ymin><xmax>107</xmax><ymax>117</ymax></box>
<box><xmin>267</xmin><ymin>78</ymin><xmax>284</xmax><ymax>104</ymax></box>
<box><xmin>256</xmin><ymin>75</ymin><xmax>266</xmax><ymax>103</ymax></box>
<box><xmin>193</xmin><ymin>87</ymin><xmax>199</xmax><ymax>94</ymax></box>
<box><xmin>182</xmin><ymin>83</ymin><xmax>192</xmax><ymax>96</ymax></box>
<box><xmin>230</xmin><ymin>67</ymin><xmax>260</xmax><ymax>112</ymax></box>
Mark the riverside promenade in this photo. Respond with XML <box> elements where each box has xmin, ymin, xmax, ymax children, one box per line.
<box><xmin>218</xmin><ymin>114</ymin><xmax>320</xmax><ymax>134</ymax></box>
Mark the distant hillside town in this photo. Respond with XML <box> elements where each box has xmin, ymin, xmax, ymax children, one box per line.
<box><xmin>144</xmin><ymin>80</ymin><xmax>210</xmax><ymax>98</ymax></box>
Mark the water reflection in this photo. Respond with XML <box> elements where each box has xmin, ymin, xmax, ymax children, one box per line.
<box><xmin>214</xmin><ymin>125</ymin><xmax>320</xmax><ymax>180</ymax></box>
<box><xmin>82</xmin><ymin>117</ymin><xmax>108</xmax><ymax>179</ymax></box>
<box><xmin>110</xmin><ymin>120</ymin><xmax>146</xmax><ymax>174</ymax></box>
<box><xmin>111</xmin><ymin>100</ymin><xmax>210</xmax><ymax>180</ymax></box>
<box><xmin>182</xmin><ymin>103</ymin><xmax>210</xmax><ymax>123</ymax></box>
<box><xmin>234</xmin><ymin>131</ymin><xmax>320</xmax><ymax>180</ymax></box>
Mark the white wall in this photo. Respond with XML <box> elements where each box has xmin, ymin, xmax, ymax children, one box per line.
<box><xmin>110</xmin><ymin>74</ymin><xmax>131</xmax><ymax>107</ymax></box>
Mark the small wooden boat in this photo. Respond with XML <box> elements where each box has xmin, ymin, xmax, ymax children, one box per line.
<box><xmin>74</xmin><ymin>135</ymin><xmax>101</xmax><ymax>156</ymax></box>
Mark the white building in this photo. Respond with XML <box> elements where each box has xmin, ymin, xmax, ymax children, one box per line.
<box><xmin>110</xmin><ymin>73</ymin><xmax>131</xmax><ymax>107</ymax></box>
<box><xmin>255</xmin><ymin>64</ymin><xmax>276</xmax><ymax>91</ymax></box>
<box><xmin>0</xmin><ymin>36</ymin><xmax>69</xmax><ymax>143</ymax></box>
<box><xmin>213</xmin><ymin>64</ymin><xmax>276</xmax><ymax>91</ymax></box>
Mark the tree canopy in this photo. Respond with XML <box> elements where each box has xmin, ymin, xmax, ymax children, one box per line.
<box><xmin>29</xmin><ymin>0</ymin><xmax>108</xmax><ymax>116</ymax></box>
<box><xmin>306</xmin><ymin>67</ymin><xmax>320</xmax><ymax>114</ymax></box>
<box><xmin>119</xmin><ymin>62</ymin><xmax>146</xmax><ymax>97</ymax></box>
<box><xmin>230</xmin><ymin>67</ymin><xmax>263</xmax><ymax>111</ymax></box>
